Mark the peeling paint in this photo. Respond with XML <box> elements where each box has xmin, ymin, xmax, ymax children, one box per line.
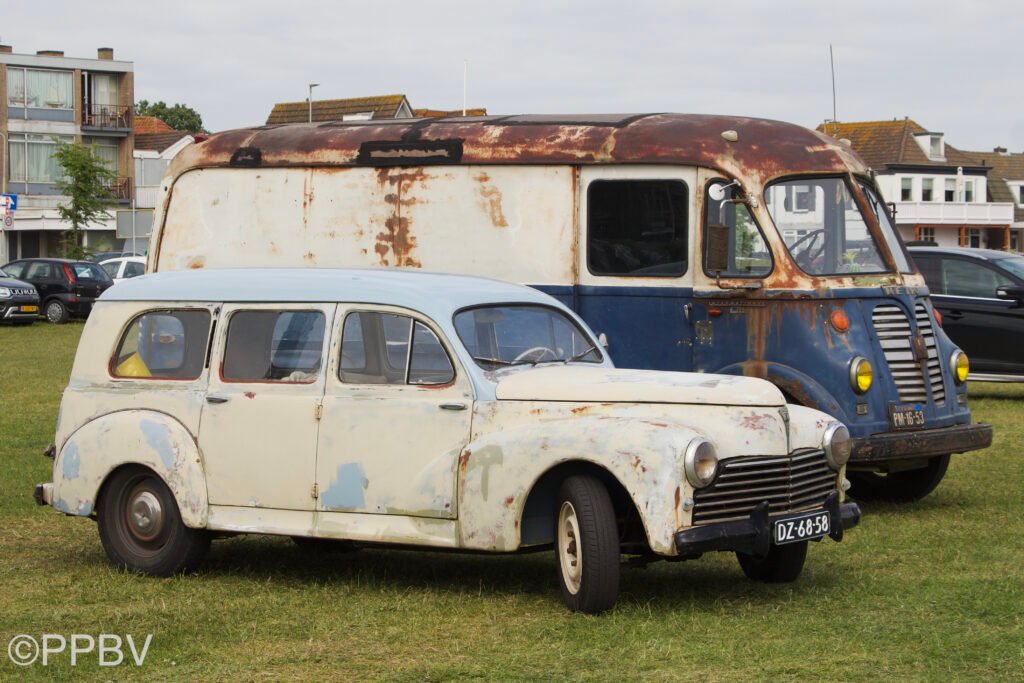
<box><xmin>140</xmin><ymin>419</ymin><xmax>176</xmax><ymax>470</ymax></box>
<box><xmin>321</xmin><ymin>463</ymin><xmax>369</xmax><ymax>511</ymax></box>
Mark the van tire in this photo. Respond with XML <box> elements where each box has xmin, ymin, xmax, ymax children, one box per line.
<box><xmin>45</xmin><ymin>299</ymin><xmax>68</xmax><ymax>324</ymax></box>
<box><xmin>736</xmin><ymin>541</ymin><xmax>807</xmax><ymax>582</ymax></box>
<box><xmin>847</xmin><ymin>454</ymin><xmax>950</xmax><ymax>502</ymax></box>
<box><xmin>98</xmin><ymin>466</ymin><xmax>210</xmax><ymax>576</ymax></box>
<box><xmin>555</xmin><ymin>475</ymin><xmax>620</xmax><ymax>614</ymax></box>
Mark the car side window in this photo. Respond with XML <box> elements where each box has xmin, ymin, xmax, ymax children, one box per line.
<box><xmin>222</xmin><ymin>310</ymin><xmax>325</xmax><ymax>383</ymax></box>
<box><xmin>26</xmin><ymin>262</ymin><xmax>53</xmax><ymax>279</ymax></box>
<box><xmin>124</xmin><ymin>261</ymin><xmax>145</xmax><ymax>278</ymax></box>
<box><xmin>112</xmin><ymin>309</ymin><xmax>211</xmax><ymax>379</ymax></box>
<box><xmin>942</xmin><ymin>259</ymin><xmax>1012</xmax><ymax>298</ymax></box>
<box><xmin>340</xmin><ymin>311</ymin><xmax>454</xmax><ymax>386</ymax></box>
<box><xmin>914</xmin><ymin>257</ymin><xmax>942</xmax><ymax>293</ymax></box>
<box><xmin>102</xmin><ymin>262</ymin><xmax>120</xmax><ymax>279</ymax></box>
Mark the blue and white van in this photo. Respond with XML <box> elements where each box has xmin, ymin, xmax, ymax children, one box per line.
<box><xmin>147</xmin><ymin>113</ymin><xmax>992</xmax><ymax>501</ymax></box>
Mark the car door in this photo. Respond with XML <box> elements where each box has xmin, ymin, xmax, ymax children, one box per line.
<box><xmin>928</xmin><ymin>256</ymin><xmax>1022</xmax><ymax>372</ymax></box>
<box><xmin>315</xmin><ymin>306</ymin><xmax>473</xmax><ymax>519</ymax></box>
<box><xmin>199</xmin><ymin>303</ymin><xmax>335</xmax><ymax>510</ymax></box>
<box><xmin>24</xmin><ymin>261</ymin><xmax>58</xmax><ymax>301</ymax></box>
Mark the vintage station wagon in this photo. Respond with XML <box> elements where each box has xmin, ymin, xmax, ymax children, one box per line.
<box><xmin>36</xmin><ymin>268</ymin><xmax>860</xmax><ymax>613</ymax></box>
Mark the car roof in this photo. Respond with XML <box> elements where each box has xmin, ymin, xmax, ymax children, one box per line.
<box><xmin>907</xmin><ymin>246</ymin><xmax>1018</xmax><ymax>261</ymax></box>
<box><xmin>100</xmin><ymin>268</ymin><xmax>566</xmax><ymax>315</ymax></box>
<box><xmin>100</xmin><ymin>256</ymin><xmax>145</xmax><ymax>264</ymax></box>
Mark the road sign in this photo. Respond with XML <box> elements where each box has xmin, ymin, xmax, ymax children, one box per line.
<box><xmin>3</xmin><ymin>214</ymin><xmax>12</xmax><ymax>228</ymax></box>
<box><xmin>1</xmin><ymin>194</ymin><xmax>17</xmax><ymax>211</ymax></box>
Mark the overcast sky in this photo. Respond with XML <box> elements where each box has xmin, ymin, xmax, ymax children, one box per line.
<box><xmin>6</xmin><ymin>0</ymin><xmax>1023</xmax><ymax>153</ymax></box>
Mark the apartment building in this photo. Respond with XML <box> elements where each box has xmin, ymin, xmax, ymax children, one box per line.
<box><xmin>1</xmin><ymin>44</ymin><xmax>135</xmax><ymax>263</ymax></box>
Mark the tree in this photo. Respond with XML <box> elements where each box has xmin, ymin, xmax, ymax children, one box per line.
<box><xmin>53</xmin><ymin>141</ymin><xmax>117</xmax><ymax>259</ymax></box>
<box><xmin>135</xmin><ymin>100</ymin><xmax>206</xmax><ymax>134</ymax></box>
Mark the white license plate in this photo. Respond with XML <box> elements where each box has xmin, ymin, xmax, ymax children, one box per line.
<box><xmin>773</xmin><ymin>510</ymin><xmax>830</xmax><ymax>545</ymax></box>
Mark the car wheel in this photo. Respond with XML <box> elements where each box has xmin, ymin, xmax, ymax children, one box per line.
<box><xmin>736</xmin><ymin>541</ymin><xmax>807</xmax><ymax>582</ymax></box>
<box><xmin>555</xmin><ymin>475</ymin><xmax>620</xmax><ymax>614</ymax></box>
<box><xmin>847</xmin><ymin>454</ymin><xmax>951</xmax><ymax>503</ymax></box>
<box><xmin>45</xmin><ymin>299</ymin><xmax>68</xmax><ymax>324</ymax></box>
<box><xmin>98</xmin><ymin>467</ymin><xmax>210</xmax><ymax>576</ymax></box>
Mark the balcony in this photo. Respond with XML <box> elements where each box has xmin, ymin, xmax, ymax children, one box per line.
<box><xmin>82</xmin><ymin>104</ymin><xmax>132</xmax><ymax>132</ymax></box>
<box><xmin>104</xmin><ymin>177</ymin><xmax>132</xmax><ymax>202</ymax></box>
<box><xmin>893</xmin><ymin>201</ymin><xmax>1014</xmax><ymax>226</ymax></box>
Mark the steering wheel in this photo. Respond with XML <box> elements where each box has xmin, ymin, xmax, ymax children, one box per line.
<box><xmin>513</xmin><ymin>346</ymin><xmax>558</xmax><ymax>363</ymax></box>
<box><xmin>790</xmin><ymin>230</ymin><xmax>825</xmax><ymax>270</ymax></box>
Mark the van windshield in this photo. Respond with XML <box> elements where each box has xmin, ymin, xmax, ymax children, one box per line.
<box><xmin>765</xmin><ymin>177</ymin><xmax>889</xmax><ymax>276</ymax></box>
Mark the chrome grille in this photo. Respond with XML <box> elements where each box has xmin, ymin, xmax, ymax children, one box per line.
<box><xmin>691</xmin><ymin>450</ymin><xmax>836</xmax><ymax>525</ymax></box>
<box><xmin>915</xmin><ymin>303</ymin><xmax>946</xmax><ymax>405</ymax></box>
<box><xmin>873</xmin><ymin>304</ymin><xmax>927</xmax><ymax>403</ymax></box>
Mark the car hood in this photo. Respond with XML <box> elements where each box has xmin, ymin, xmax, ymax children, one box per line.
<box><xmin>0</xmin><ymin>276</ymin><xmax>37</xmax><ymax>292</ymax></box>
<box><xmin>494</xmin><ymin>365</ymin><xmax>785</xmax><ymax>407</ymax></box>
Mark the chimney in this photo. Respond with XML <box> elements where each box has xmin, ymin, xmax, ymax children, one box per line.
<box><xmin>98</xmin><ymin>47</ymin><xmax>114</xmax><ymax>60</ymax></box>
<box><xmin>0</xmin><ymin>45</ymin><xmax>12</xmax><ymax>54</ymax></box>
<box><xmin>37</xmin><ymin>50</ymin><xmax>64</xmax><ymax>57</ymax></box>
<box><xmin>993</xmin><ymin>146</ymin><xmax>1008</xmax><ymax>155</ymax></box>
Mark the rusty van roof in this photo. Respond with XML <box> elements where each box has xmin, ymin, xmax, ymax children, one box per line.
<box><xmin>167</xmin><ymin>113</ymin><xmax>869</xmax><ymax>186</ymax></box>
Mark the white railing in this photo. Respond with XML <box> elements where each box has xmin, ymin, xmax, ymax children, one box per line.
<box><xmin>894</xmin><ymin>201</ymin><xmax>1014</xmax><ymax>225</ymax></box>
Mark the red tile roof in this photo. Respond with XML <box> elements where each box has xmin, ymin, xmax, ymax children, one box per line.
<box><xmin>135</xmin><ymin>132</ymin><xmax>192</xmax><ymax>153</ymax></box>
<box><xmin>816</xmin><ymin>119</ymin><xmax>980</xmax><ymax>169</ymax></box>
<box><xmin>412</xmin><ymin>107</ymin><xmax>488</xmax><ymax>118</ymax></box>
<box><xmin>267</xmin><ymin>95</ymin><xmax>411</xmax><ymax>124</ymax></box>
<box><xmin>134</xmin><ymin>115</ymin><xmax>175</xmax><ymax>134</ymax></box>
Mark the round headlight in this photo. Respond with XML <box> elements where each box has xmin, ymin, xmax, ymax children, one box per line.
<box><xmin>823</xmin><ymin>423</ymin><xmax>852</xmax><ymax>470</ymax></box>
<box><xmin>684</xmin><ymin>439</ymin><xmax>719</xmax><ymax>489</ymax></box>
<box><xmin>849</xmin><ymin>356</ymin><xmax>873</xmax><ymax>394</ymax></box>
<box><xmin>951</xmin><ymin>350</ymin><xmax>969</xmax><ymax>384</ymax></box>
<box><xmin>0</xmin><ymin>287</ymin><xmax>11</xmax><ymax>299</ymax></box>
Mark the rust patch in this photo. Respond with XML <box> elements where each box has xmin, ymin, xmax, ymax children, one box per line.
<box><xmin>187</xmin><ymin>256</ymin><xmax>205</xmax><ymax>269</ymax></box>
<box><xmin>303</xmin><ymin>252</ymin><xmax>317</xmax><ymax>263</ymax></box>
<box><xmin>571</xmin><ymin>405</ymin><xmax>590</xmax><ymax>415</ymax></box>
<box><xmin>474</xmin><ymin>172</ymin><xmax>508</xmax><ymax>228</ymax></box>
<box><xmin>504</xmin><ymin>496</ymin><xmax>515</xmax><ymax>507</ymax></box>
<box><xmin>375</xmin><ymin>170</ymin><xmax>425</xmax><ymax>268</ymax></box>
<box><xmin>741</xmin><ymin>413</ymin><xmax>770</xmax><ymax>430</ymax></box>
<box><xmin>244</xmin><ymin>392</ymin><xmax>255</xmax><ymax>399</ymax></box>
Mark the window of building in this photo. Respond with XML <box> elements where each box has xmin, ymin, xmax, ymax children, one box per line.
<box><xmin>83</xmin><ymin>137</ymin><xmax>119</xmax><ymax>172</ymax></box>
<box><xmin>1012</xmin><ymin>231</ymin><xmax>1020</xmax><ymax>252</ymax></box>
<box><xmin>111</xmin><ymin>310</ymin><xmax>211</xmax><ymax>379</ymax></box>
<box><xmin>340</xmin><ymin>311</ymin><xmax>455</xmax><ymax>386</ymax></box>
<box><xmin>1019</xmin><ymin>186</ymin><xmax>1024</xmax><ymax>206</ymax></box>
<box><xmin>5</xmin><ymin>68</ymin><xmax>74</xmax><ymax>109</ymax></box>
<box><xmin>587</xmin><ymin>180</ymin><xmax>688</xmax><ymax>277</ymax></box>
<box><xmin>929</xmin><ymin>135</ymin><xmax>943</xmax><ymax>159</ymax></box>
<box><xmin>964</xmin><ymin>180</ymin><xmax>974</xmax><ymax>203</ymax></box>
<box><xmin>922</xmin><ymin>179</ymin><xmax>934</xmax><ymax>202</ymax></box>
<box><xmin>966</xmin><ymin>228</ymin><xmax>982</xmax><ymax>248</ymax></box>
<box><xmin>901</xmin><ymin>178</ymin><xmax>913</xmax><ymax>201</ymax></box>
<box><xmin>945</xmin><ymin>178</ymin><xmax>956</xmax><ymax>202</ymax></box>
<box><xmin>8</xmin><ymin>134</ymin><xmax>75</xmax><ymax>184</ymax></box>
<box><xmin>223</xmin><ymin>310</ymin><xmax>326</xmax><ymax>383</ymax></box>
<box><xmin>919</xmin><ymin>227</ymin><xmax>935</xmax><ymax>242</ymax></box>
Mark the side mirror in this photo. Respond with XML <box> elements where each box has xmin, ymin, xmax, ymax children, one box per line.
<box><xmin>706</xmin><ymin>224</ymin><xmax>731</xmax><ymax>274</ymax></box>
<box><xmin>996</xmin><ymin>284</ymin><xmax>1024</xmax><ymax>305</ymax></box>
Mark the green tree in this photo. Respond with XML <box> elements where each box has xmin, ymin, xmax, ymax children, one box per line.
<box><xmin>135</xmin><ymin>99</ymin><xmax>206</xmax><ymax>134</ymax></box>
<box><xmin>53</xmin><ymin>141</ymin><xmax>117</xmax><ymax>259</ymax></box>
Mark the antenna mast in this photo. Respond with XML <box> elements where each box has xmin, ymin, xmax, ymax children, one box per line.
<box><xmin>829</xmin><ymin>44</ymin><xmax>838</xmax><ymax>136</ymax></box>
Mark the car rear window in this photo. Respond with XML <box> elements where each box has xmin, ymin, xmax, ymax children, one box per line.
<box><xmin>73</xmin><ymin>263</ymin><xmax>111</xmax><ymax>281</ymax></box>
<box><xmin>112</xmin><ymin>309</ymin><xmax>211</xmax><ymax>380</ymax></box>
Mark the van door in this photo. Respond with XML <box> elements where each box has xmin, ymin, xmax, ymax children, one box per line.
<box><xmin>315</xmin><ymin>306</ymin><xmax>473</xmax><ymax>520</ymax></box>
<box><xmin>576</xmin><ymin>166</ymin><xmax>698</xmax><ymax>371</ymax></box>
<box><xmin>199</xmin><ymin>303</ymin><xmax>334</xmax><ymax>511</ymax></box>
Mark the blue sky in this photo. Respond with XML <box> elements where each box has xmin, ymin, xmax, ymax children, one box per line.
<box><xmin>6</xmin><ymin>0</ymin><xmax>1023</xmax><ymax>152</ymax></box>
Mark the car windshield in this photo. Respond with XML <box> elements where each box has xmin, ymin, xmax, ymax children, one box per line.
<box><xmin>0</xmin><ymin>268</ymin><xmax>7</xmax><ymax>277</ymax></box>
<box><xmin>73</xmin><ymin>263</ymin><xmax>112</xmax><ymax>282</ymax></box>
<box><xmin>993</xmin><ymin>255</ymin><xmax>1024</xmax><ymax>280</ymax></box>
<box><xmin>766</xmin><ymin>177</ymin><xmax>889</xmax><ymax>276</ymax></box>
<box><xmin>454</xmin><ymin>305</ymin><xmax>602</xmax><ymax>368</ymax></box>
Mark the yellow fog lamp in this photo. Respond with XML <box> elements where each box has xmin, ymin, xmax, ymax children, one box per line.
<box><xmin>951</xmin><ymin>350</ymin><xmax>969</xmax><ymax>384</ymax></box>
<box><xmin>849</xmin><ymin>356</ymin><xmax>873</xmax><ymax>394</ymax></box>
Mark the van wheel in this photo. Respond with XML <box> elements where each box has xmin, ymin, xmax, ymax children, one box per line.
<box><xmin>736</xmin><ymin>541</ymin><xmax>807</xmax><ymax>582</ymax></box>
<box><xmin>98</xmin><ymin>467</ymin><xmax>210</xmax><ymax>576</ymax></box>
<box><xmin>847</xmin><ymin>454</ymin><xmax>950</xmax><ymax>502</ymax></box>
<box><xmin>555</xmin><ymin>475</ymin><xmax>620</xmax><ymax>614</ymax></box>
<box><xmin>45</xmin><ymin>300</ymin><xmax>68</xmax><ymax>324</ymax></box>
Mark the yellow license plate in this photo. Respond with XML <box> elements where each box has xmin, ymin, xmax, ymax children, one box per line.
<box><xmin>20</xmin><ymin>305</ymin><xmax>38</xmax><ymax>313</ymax></box>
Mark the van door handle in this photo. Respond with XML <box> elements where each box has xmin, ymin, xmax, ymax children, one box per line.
<box><xmin>439</xmin><ymin>403</ymin><xmax>467</xmax><ymax>411</ymax></box>
<box><xmin>206</xmin><ymin>394</ymin><xmax>230</xmax><ymax>404</ymax></box>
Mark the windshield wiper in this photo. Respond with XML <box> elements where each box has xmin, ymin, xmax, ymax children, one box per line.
<box><xmin>564</xmin><ymin>345</ymin><xmax>597</xmax><ymax>363</ymax></box>
<box><xmin>473</xmin><ymin>356</ymin><xmax>513</xmax><ymax>367</ymax></box>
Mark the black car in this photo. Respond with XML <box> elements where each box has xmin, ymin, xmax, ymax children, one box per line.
<box><xmin>908</xmin><ymin>246</ymin><xmax>1024</xmax><ymax>381</ymax></box>
<box><xmin>1</xmin><ymin>258</ymin><xmax>113</xmax><ymax>324</ymax></box>
<box><xmin>0</xmin><ymin>266</ymin><xmax>41</xmax><ymax>325</ymax></box>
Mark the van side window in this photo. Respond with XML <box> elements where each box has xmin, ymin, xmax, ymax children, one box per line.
<box><xmin>587</xmin><ymin>180</ymin><xmax>688</xmax><ymax>277</ymax></box>
<box><xmin>112</xmin><ymin>309</ymin><xmax>211</xmax><ymax>379</ymax></box>
<box><xmin>703</xmin><ymin>181</ymin><xmax>772</xmax><ymax>277</ymax></box>
<box><xmin>222</xmin><ymin>310</ymin><xmax>325</xmax><ymax>383</ymax></box>
<box><xmin>340</xmin><ymin>311</ymin><xmax>455</xmax><ymax>385</ymax></box>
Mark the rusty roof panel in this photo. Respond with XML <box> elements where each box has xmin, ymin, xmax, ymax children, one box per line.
<box><xmin>168</xmin><ymin>113</ymin><xmax>869</xmax><ymax>184</ymax></box>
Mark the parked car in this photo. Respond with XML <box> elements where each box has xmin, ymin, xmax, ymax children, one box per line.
<box><xmin>84</xmin><ymin>251</ymin><xmax>142</xmax><ymax>263</ymax></box>
<box><xmin>909</xmin><ymin>246</ymin><xmax>1024</xmax><ymax>382</ymax></box>
<box><xmin>1</xmin><ymin>258</ymin><xmax>113</xmax><ymax>324</ymax></box>
<box><xmin>35</xmin><ymin>268</ymin><xmax>860</xmax><ymax>613</ymax></box>
<box><xmin>100</xmin><ymin>256</ymin><xmax>147</xmax><ymax>284</ymax></box>
<box><xmin>0</xmin><ymin>266</ymin><xmax>41</xmax><ymax>325</ymax></box>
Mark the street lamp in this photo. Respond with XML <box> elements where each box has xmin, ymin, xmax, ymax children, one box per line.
<box><xmin>308</xmin><ymin>83</ymin><xmax>319</xmax><ymax>123</ymax></box>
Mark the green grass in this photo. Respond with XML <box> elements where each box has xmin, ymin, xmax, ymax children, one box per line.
<box><xmin>1</xmin><ymin>323</ymin><xmax>1022</xmax><ymax>680</ymax></box>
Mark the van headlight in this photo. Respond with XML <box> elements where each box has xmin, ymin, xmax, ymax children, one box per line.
<box><xmin>822</xmin><ymin>423</ymin><xmax>852</xmax><ymax>470</ymax></box>
<box><xmin>684</xmin><ymin>439</ymin><xmax>719</xmax><ymax>488</ymax></box>
<box><xmin>849</xmin><ymin>356</ymin><xmax>872</xmax><ymax>394</ymax></box>
<box><xmin>951</xmin><ymin>350</ymin><xmax>969</xmax><ymax>384</ymax></box>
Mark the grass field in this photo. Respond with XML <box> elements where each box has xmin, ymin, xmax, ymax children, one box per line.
<box><xmin>1</xmin><ymin>322</ymin><xmax>1022</xmax><ymax>681</ymax></box>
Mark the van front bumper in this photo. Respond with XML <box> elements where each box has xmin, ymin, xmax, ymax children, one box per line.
<box><xmin>673</xmin><ymin>491</ymin><xmax>860</xmax><ymax>558</ymax></box>
<box><xmin>849</xmin><ymin>422</ymin><xmax>992</xmax><ymax>466</ymax></box>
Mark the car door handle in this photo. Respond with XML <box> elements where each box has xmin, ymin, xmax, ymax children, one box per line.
<box><xmin>206</xmin><ymin>394</ymin><xmax>230</xmax><ymax>404</ymax></box>
<box><xmin>439</xmin><ymin>403</ymin><xmax>467</xmax><ymax>411</ymax></box>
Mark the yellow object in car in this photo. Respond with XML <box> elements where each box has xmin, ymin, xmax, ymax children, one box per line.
<box><xmin>115</xmin><ymin>352</ymin><xmax>151</xmax><ymax>377</ymax></box>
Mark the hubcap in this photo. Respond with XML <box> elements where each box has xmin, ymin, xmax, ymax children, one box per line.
<box><xmin>557</xmin><ymin>501</ymin><xmax>582</xmax><ymax>594</ymax></box>
<box><xmin>127</xmin><ymin>490</ymin><xmax>163</xmax><ymax>541</ymax></box>
<box><xmin>46</xmin><ymin>303</ymin><xmax>62</xmax><ymax>322</ymax></box>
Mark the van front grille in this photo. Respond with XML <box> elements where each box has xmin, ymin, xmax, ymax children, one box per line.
<box><xmin>872</xmin><ymin>303</ymin><xmax>944</xmax><ymax>405</ymax></box>
<box><xmin>691</xmin><ymin>450</ymin><xmax>836</xmax><ymax>525</ymax></box>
